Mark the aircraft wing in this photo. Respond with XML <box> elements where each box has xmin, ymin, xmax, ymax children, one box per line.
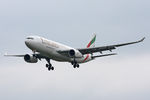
<box><xmin>4</xmin><ymin>53</ymin><xmax>25</xmax><ymax>57</ymax></box>
<box><xmin>4</xmin><ymin>53</ymin><xmax>46</xmax><ymax>59</ymax></box>
<box><xmin>78</xmin><ymin>37</ymin><xmax>145</xmax><ymax>55</ymax></box>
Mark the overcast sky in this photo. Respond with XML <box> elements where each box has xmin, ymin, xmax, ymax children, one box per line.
<box><xmin>0</xmin><ymin>0</ymin><xmax>150</xmax><ymax>100</ymax></box>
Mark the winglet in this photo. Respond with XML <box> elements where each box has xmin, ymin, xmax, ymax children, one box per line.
<box><xmin>138</xmin><ymin>37</ymin><xmax>145</xmax><ymax>42</ymax></box>
<box><xmin>4</xmin><ymin>52</ymin><xmax>8</xmax><ymax>56</ymax></box>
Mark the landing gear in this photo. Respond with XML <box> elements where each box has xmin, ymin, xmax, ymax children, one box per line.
<box><xmin>73</xmin><ymin>64</ymin><xmax>76</xmax><ymax>68</ymax></box>
<box><xmin>73</xmin><ymin>63</ymin><xmax>79</xmax><ymax>68</ymax></box>
<box><xmin>46</xmin><ymin>59</ymin><xmax>54</xmax><ymax>71</ymax></box>
<box><xmin>77</xmin><ymin>64</ymin><xmax>79</xmax><ymax>68</ymax></box>
<box><xmin>48</xmin><ymin>66</ymin><xmax>54</xmax><ymax>71</ymax></box>
<box><xmin>71</xmin><ymin>61</ymin><xmax>80</xmax><ymax>68</ymax></box>
<box><xmin>46</xmin><ymin>64</ymin><xmax>49</xmax><ymax>68</ymax></box>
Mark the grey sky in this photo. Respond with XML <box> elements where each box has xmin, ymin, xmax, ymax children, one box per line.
<box><xmin>0</xmin><ymin>0</ymin><xmax>150</xmax><ymax>100</ymax></box>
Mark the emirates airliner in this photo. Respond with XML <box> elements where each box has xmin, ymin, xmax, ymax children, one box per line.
<box><xmin>5</xmin><ymin>34</ymin><xmax>145</xmax><ymax>71</ymax></box>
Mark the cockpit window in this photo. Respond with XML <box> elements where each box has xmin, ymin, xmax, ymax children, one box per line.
<box><xmin>27</xmin><ymin>37</ymin><xmax>34</xmax><ymax>40</ymax></box>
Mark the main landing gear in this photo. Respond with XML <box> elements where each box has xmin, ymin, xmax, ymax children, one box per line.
<box><xmin>71</xmin><ymin>61</ymin><xmax>80</xmax><ymax>68</ymax></box>
<box><xmin>46</xmin><ymin>59</ymin><xmax>54</xmax><ymax>71</ymax></box>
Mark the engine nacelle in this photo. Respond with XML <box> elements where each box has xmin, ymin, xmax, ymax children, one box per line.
<box><xmin>24</xmin><ymin>54</ymin><xmax>38</xmax><ymax>63</ymax></box>
<box><xmin>69</xmin><ymin>49</ymin><xmax>83</xmax><ymax>58</ymax></box>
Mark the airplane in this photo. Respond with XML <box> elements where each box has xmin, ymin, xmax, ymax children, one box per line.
<box><xmin>5</xmin><ymin>34</ymin><xmax>145</xmax><ymax>71</ymax></box>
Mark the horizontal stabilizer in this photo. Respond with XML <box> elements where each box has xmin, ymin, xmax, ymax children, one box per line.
<box><xmin>92</xmin><ymin>53</ymin><xmax>117</xmax><ymax>59</ymax></box>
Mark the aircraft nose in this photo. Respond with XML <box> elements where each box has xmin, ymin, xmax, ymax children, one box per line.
<box><xmin>25</xmin><ymin>40</ymin><xmax>30</xmax><ymax>46</ymax></box>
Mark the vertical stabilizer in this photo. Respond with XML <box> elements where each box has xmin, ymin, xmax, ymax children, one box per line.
<box><xmin>87</xmin><ymin>33</ymin><xmax>96</xmax><ymax>48</ymax></box>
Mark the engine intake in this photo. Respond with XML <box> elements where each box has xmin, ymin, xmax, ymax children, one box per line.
<box><xmin>69</xmin><ymin>49</ymin><xmax>75</xmax><ymax>57</ymax></box>
<box><xmin>69</xmin><ymin>49</ymin><xmax>83</xmax><ymax>58</ymax></box>
<box><xmin>24</xmin><ymin>54</ymin><xmax>38</xmax><ymax>63</ymax></box>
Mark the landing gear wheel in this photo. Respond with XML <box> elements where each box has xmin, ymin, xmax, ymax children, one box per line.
<box><xmin>73</xmin><ymin>63</ymin><xmax>80</xmax><ymax>68</ymax></box>
<box><xmin>77</xmin><ymin>64</ymin><xmax>79</xmax><ymax>68</ymax></box>
<box><xmin>73</xmin><ymin>64</ymin><xmax>76</xmax><ymax>68</ymax></box>
<box><xmin>51</xmin><ymin>67</ymin><xmax>54</xmax><ymax>70</ymax></box>
<box><xmin>71</xmin><ymin>61</ymin><xmax>74</xmax><ymax>65</ymax></box>
<box><xmin>48</xmin><ymin>67</ymin><xmax>51</xmax><ymax>71</ymax></box>
<box><xmin>48</xmin><ymin>66</ymin><xmax>54</xmax><ymax>71</ymax></box>
<box><xmin>46</xmin><ymin>64</ymin><xmax>49</xmax><ymax>68</ymax></box>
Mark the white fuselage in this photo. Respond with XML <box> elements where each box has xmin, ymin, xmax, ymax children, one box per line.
<box><xmin>25</xmin><ymin>36</ymin><xmax>92</xmax><ymax>63</ymax></box>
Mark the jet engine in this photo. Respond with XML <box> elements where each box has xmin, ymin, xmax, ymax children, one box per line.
<box><xmin>24</xmin><ymin>54</ymin><xmax>38</xmax><ymax>63</ymax></box>
<box><xmin>69</xmin><ymin>49</ymin><xmax>83</xmax><ymax>58</ymax></box>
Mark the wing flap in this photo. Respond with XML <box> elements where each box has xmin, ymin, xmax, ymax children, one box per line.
<box><xmin>78</xmin><ymin>46</ymin><xmax>116</xmax><ymax>54</ymax></box>
<box><xmin>92</xmin><ymin>53</ymin><xmax>117</xmax><ymax>59</ymax></box>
